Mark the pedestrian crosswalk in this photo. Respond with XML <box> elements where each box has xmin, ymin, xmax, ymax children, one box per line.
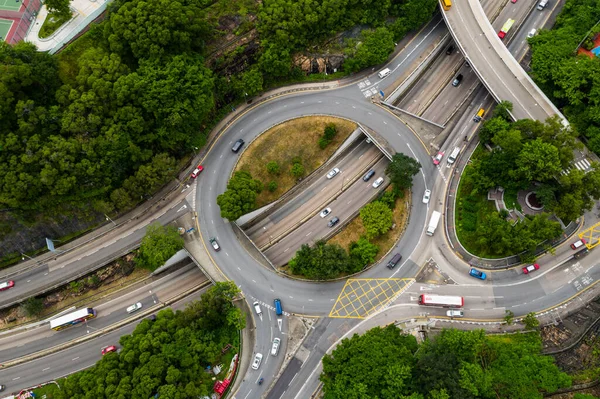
<box><xmin>357</xmin><ymin>79</ymin><xmax>380</xmax><ymax>98</ymax></box>
<box><xmin>561</xmin><ymin>158</ymin><xmax>592</xmax><ymax>175</ymax></box>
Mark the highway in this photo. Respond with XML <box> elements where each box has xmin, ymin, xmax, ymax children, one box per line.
<box><xmin>0</xmin><ymin>0</ymin><xmax>595</xmax><ymax>397</ymax></box>
<box><xmin>0</xmin><ymin>263</ymin><xmax>207</xmax><ymax>362</ymax></box>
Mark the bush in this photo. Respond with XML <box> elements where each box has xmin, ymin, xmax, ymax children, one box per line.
<box><xmin>266</xmin><ymin>161</ymin><xmax>280</xmax><ymax>175</ymax></box>
<box><xmin>23</xmin><ymin>297</ymin><xmax>44</xmax><ymax>317</ymax></box>
<box><xmin>268</xmin><ymin>181</ymin><xmax>278</xmax><ymax>192</ymax></box>
<box><xmin>323</xmin><ymin>123</ymin><xmax>337</xmax><ymax>140</ymax></box>
<box><xmin>318</xmin><ymin>136</ymin><xmax>330</xmax><ymax>149</ymax></box>
<box><xmin>380</xmin><ymin>189</ymin><xmax>398</xmax><ymax>209</ymax></box>
<box><xmin>291</xmin><ymin>162</ymin><xmax>305</xmax><ymax>178</ymax></box>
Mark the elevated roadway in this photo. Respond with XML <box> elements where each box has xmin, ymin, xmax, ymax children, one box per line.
<box><xmin>442</xmin><ymin>0</ymin><xmax>567</xmax><ymax>123</ymax></box>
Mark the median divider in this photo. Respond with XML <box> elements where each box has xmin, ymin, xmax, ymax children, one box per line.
<box><xmin>1</xmin><ymin>280</ymin><xmax>212</xmax><ymax>369</ymax></box>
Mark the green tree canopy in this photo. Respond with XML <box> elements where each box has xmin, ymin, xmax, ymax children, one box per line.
<box><xmin>360</xmin><ymin>201</ymin><xmax>394</xmax><ymax>240</ymax></box>
<box><xmin>135</xmin><ymin>223</ymin><xmax>184</xmax><ymax>271</ymax></box>
<box><xmin>216</xmin><ymin>171</ymin><xmax>263</xmax><ymax>220</ymax></box>
<box><xmin>385</xmin><ymin>152</ymin><xmax>421</xmax><ymax>191</ymax></box>
<box><xmin>288</xmin><ymin>241</ymin><xmax>353</xmax><ymax>280</ymax></box>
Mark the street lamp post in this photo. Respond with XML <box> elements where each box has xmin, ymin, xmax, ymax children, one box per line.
<box><xmin>105</xmin><ymin>214</ymin><xmax>116</xmax><ymax>226</ymax></box>
<box><xmin>21</xmin><ymin>252</ymin><xmax>41</xmax><ymax>264</ymax></box>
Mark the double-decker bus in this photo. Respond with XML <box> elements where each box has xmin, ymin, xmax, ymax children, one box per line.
<box><xmin>419</xmin><ymin>294</ymin><xmax>463</xmax><ymax>308</ymax></box>
<box><xmin>498</xmin><ymin>19</ymin><xmax>515</xmax><ymax>39</ymax></box>
<box><xmin>50</xmin><ymin>308</ymin><xmax>97</xmax><ymax>331</ymax></box>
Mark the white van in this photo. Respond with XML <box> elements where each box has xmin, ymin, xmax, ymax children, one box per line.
<box><xmin>537</xmin><ymin>0</ymin><xmax>548</xmax><ymax>10</ymax></box>
<box><xmin>378</xmin><ymin>68</ymin><xmax>391</xmax><ymax>79</ymax></box>
<box><xmin>253</xmin><ymin>301</ymin><xmax>262</xmax><ymax>315</ymax></box>
<box><xmin>447</xmin><ymin>147</ymin><xmax>460</xmax><ymax>165</ymax></box>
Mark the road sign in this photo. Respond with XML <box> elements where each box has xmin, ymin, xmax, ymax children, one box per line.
<box><xmin>379</xmin><ymin>90</ymin><xmax>385</xmax><ymax>97</ymax></box>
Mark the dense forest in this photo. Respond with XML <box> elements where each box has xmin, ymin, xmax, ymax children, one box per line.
<box><xmin>321</xmin><ymin>325</ymin><xmax>572</xmax><ymax>399</ymax></box>
<box><xmin>529</xmin><ymin>0</ymin><xmax>600</xmax><ymax>155</ymax></box>
<box><xmin>0</xmin><ymin>0</ymin><xmax>435</xmax><ymax>252</ymax></box>
<box><xmin>43</xmin><ymin>282</ymin><xmax>244</xmax><ymax>398</ymax></box>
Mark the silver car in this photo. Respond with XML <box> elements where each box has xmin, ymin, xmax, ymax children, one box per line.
<box><xmin>422</xmin><ymin>189</ymin><xmax>431</xmax><ymax>204</ymax></box>
<box><xmin>326</xmin><ymin>168</ymin><xmax>340</xmax><ymax>179</ymax></box>
<box><xmin>320</xmin><ymin>207</ymin><xmax>331</xmax><ymax>218</ymax></box>
<box><xmin>372</xmin><ymin>177</ymin><xmax>384</xmax><ymax>188</ymax></box>
<box><xmin>252</xmin><ymin>353</ymin><xmax>263</xmax><ymax>370</ymax></box>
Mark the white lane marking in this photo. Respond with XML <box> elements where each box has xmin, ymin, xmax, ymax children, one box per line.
<box><xmin>42</xmin><ymin>367</ymin><xmax>50</xmax><ymax>371</ymax></box>
<box><xmin>306</xmin><ymin>232</ymin><xmax>312</xmax><ymax>237</ymax></box>
<box><xmin>12</xmin><ymin>377</ymin><xmax>20</xmax><ymax>381</ymax></box>
<box><xmin>72</xmin><ymin>357</ymin><xmax>80</xmax><ymax>361</ymax></box>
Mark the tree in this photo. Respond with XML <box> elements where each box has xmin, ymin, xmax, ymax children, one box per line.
<box><xmin>216</xmin><ymin>171</ymin><xmax>262</xmax><ymax>220</ymax></box>
<box><xmin>266</xmin><ymin>161</ymin><xmax>280</xmax><ymax>175</ymax></box>
<box><xmin>290</xmin><ymin>162</ymin><xmax>305</xmax><ymax>178</ymax></box>
<box><xmin>233</xmin><ymin>67</ymin><xmax>263</xmax><ymax>98</ymax></box>
<box><xmin>494</xmin><ymin>100</ymin><xmax>513</xmax><ymax>121</ymax></box>
<box><xmin>349</xmin><ymin>237</ymin><xmax>379</xmax><ymax>266</ymax></box>
<box><xmin>523</xmin><ymin>312</ymin><xmax>540</xmax><ymax>330</ymax></box>
<box><xmin>268</xmin><ymin>181</ymin><xmax>278</xmax><ymax>192</ymax></box>
<box><xmin>345</xmin><ymin>27</ymin><xmax>395</xmax><ymax>72</ymax></box>
<box><xmin>385</xmin><ymin>153</ymin><xmax>421</xmax><ymax>191</ymax></box>
<box><xmin>44</xmin><ymin>0</ymin><xmax>71</xmax><ymax>19</ymax></box>
<box><xmin>22</xmin><ymin>297</ymin><xmax>44</xmax><ymax>317</ymax></box>
<box><xmin>135</xmin><ymin>223</ymin><xmax>184</xmax><ymax>272</ymax></box>
<box><xmin>360</xmin><ymin>201</ymin><xmax>394</xmax><ymax>239</ymax></box>
<box><xmin>288</xmin><ymin>241</ymin><xmax>351</xmax><ymax>280</ymax></box>
<box><xmin>513</xmin><ymin>139</ymin><xmax>562</xmax><ymax>182</ymax></box>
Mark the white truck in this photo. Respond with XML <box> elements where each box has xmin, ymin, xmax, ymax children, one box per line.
<box><xmin>426</xmin><ymin>211</ymin><xmax>441</xmax><ymax>236</ymax></box>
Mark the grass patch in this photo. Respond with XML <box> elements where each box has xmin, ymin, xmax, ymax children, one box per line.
<box><xmin>39</xmin><ymin>10</ymin><xmax>72</xmax><ymax>39</ymax></box>
<box><xmin>235</xmin><ymin>116</ymin><xmax>357</xmax><ymax>207</ymax></box>
<box><xmin>31</xmin><ymin>380</ymin><xmax>64</xmax><ymax>398</ymax></box>
<box><xmin>328</xmin><ymin>188</ymin><xmax>410</xmax><ymax>264</ymax></box>
<box><xmin>503</xmin><ymin>187</ymin><xmax>522</xmax><ymax>212</ymax></box>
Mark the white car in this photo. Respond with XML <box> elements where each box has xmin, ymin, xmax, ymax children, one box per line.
<box><xmin>252</xmin><ymin>353</ymin><xmax>263</xmax><ymax>370</ymax></box>
<box><xmin>326</xmin><ymin>168</ymin><xmax>340</xmax><ymax>179</ymax></box>
<box><xmin>271</xmin><ymin>337</ymin><xmax>281</xmax><ymax>356</ymax></box>
<box><xmin>446</xmin><ymin>310</ymin><xmax>464</xmax><ymax>318</ymax></box>
<box><xmin>372</xmin><ymin>177</ymin><xmax>384</xmax><ymax>188</ymax></box>
<box><xmin>126</xmin><ymin>302</ymin><xmax>142</xmax><ymax>314</ymax></box>
<box><xmin>253</xmin><ymin>301</ymin><xmax>262</xmax><ymax>315</ymax></box>
<box><xmin>422</xmin><ymin>189</ymin><xmax>431</xmax><ymax>204</ymax></box>
<box><xmin>320</xmin><ymin>207</ymin><xmax>331</xmax><ymax>218</ymax></box>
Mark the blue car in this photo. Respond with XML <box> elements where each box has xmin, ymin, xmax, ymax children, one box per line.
<box><xmin>469</xmin><ymin>268</ymin><xmax>487</xmax><ymax>280</ymax></box>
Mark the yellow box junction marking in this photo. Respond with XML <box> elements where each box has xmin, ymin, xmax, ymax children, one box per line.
<box><xmin>329</xmin><ymin>278</ymin><xmax>413</xmax><ymax>319</ymax></box>
<box><xmin>579</xmin><ymin>221</ymin><xmax>600</xmax><ymax>249</ymax></box>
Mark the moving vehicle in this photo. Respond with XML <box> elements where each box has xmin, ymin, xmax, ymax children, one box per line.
<box><xmin>426</xmin><ymin>211</ymin><xmax>441</xmax><ymax>236</ymax></box>
<box><xmin>419</xmin><ymin>294</ymin><xmax>464</xmax><ymax>308</ymax></box>
<box><xmin>527</xmin><ymin>29</ymin><xmax>537</xmax><ymax>38</ymax></box>
<box><xmin>252</xmin><ymin>353</ymin><xmax>263</xmax><ymax>370</ymax></box>
<box><xmin>0</xmin><ymin>280</ymin><xmax>15</xmax><ymax>291</ymax></box>
<box><xmin>441</xmin><ymin>0</ymin><xmax>451</xmax><ymax>10</ymax></box>
<box><xmin>210</xmin><ymin>237</ymin><xmax>221</xmax><ymax>251</ymax></box>
<box><xmin>231</xmin><ymin>139</ymin><xmax>245</xmax><ymax>153</ymax></box>
<box><xmin>447</xmin><ymin>147</ymin><xmax>460</xmax><ymax>165</ymax></box>
<box><xmin>537</xmin><ymin>0</ymin><xmax>548</xmax><ymax>9</ymax></box>
<box><xmin>498</xmin><ymin>19</ymin><xmax>515</xmax><ymax>39</ymax></box>
<box><xmin>372</xmin><ymin>177</ymin><xmax>384</xmax><ymax>188</ymax></box>
<box><xmin>190</xmin><ymin>165</ymin><xmax>204</xmax><ymax>178</ymax></box>
<box><xmin>446</xmin><ymin>310</ymin><xmax>464</xmax><ymax>317</ymax></box>
<box><xmin>473</xmin><ymin>108</ymin><xmax>485</xmax><ymax>122</ymax></box>
<box><xmin>446</xmin><ymin>45</ymin><xmax>455</xmax><ymax>55</ymax></box>
<box><xmin>258</xmin><ymin>378</ymin><xmax>264</xmax><ymax>385</ymax></box>
<box><xmin>363</xmin><ymin>170</ymin><xmax>375</xmax><ymax>182</ymax></box>
<box><xmin>571</xmin><ymin>239</ymin><xmax>586</xmax><ymax>250</ymax></box>
<box><xmin>433</xmin><ymin>151</ymin><xmax>444</xmax><ymax>165</ymax></box>
<box><xmin>328</xmin><ymin>217</ymin><xmax>340</xmax><ymax>227</ymax></box>
<box><xmin>0</xmin><ymin>384</ymin><xmax>5</xmax><ymax>392</ymax></box>
<box><xmin>378</xmin><ymin>68</ymin><xmax>391</xmax><ymax>78</ymax></box>
<box><xmin>327</xmin><ymin>168</ymin><xmax>340</xmax><ymax>179</ymax></box>
<box><xmin>50</xmin><ymin>308</ymin><xmax>97</xmax><ymax>331</ymax></box>
<box><xmin>126</xmin><ymin>302</ymin><xmax>143</xmax><ymax>314</ymax></box>
<box><xmin>422</xmin><ymin>189</ymin><xmax>431</xmax><ymax>204</ymax></box>
<box><xmin>320</xmin><ymin>207</ymin><xmax>331</xmax><ymax>218</ymax></box>
<box><xmin>451</xmin><ymin>74</ymin><xmax>463</xmax><ymax>87</ymax></box>
<box><xmin>469</xmin><ymin>268</ymin><xmax>487</xmax><ymax>280</ymax></box>
<box><xmin>274</xmin><ymin>298</ymin><xmax>283</xmax><ymax>316</ymax></box>
<box><xmin>522</xmin><ymin>263</ymin><xmax>540</xmax><ymax>274</ymax></box>
<box><xmin>387</xmin><ymin>253</ymin><xmax>402</xmax><ymax>269</ymax></box>
<box><xmin>271</xmin><ymin>337</ymin><xmax>281</xmax><ymax>356</ymax></box>
<box><xmin>253</xmin><ymin>302</ymin><xmax>262</xmax><ymax>315</ymax></box>
<box><xmin>102</xmin><ymin>345</ymin><xmax>117</xmax><ymax>355</ymax></box>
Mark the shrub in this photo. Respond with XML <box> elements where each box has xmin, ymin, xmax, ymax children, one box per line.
<box><xmin>324</xmin><ymin>123</ymin><xmax>337</xmax><ymax>140</ymax></box>
<box><xmin>291</xmin><ymin>162</ymin><xmax>305</xmax><ymax>178</ymax></box>
<box><xmin>268</xmin><ymin>181</ymin><xmax>278</xmax><ymax>192</ymax></box>
<box><xmin>23</xmin><ymin>297</ymin><xmax>44</xmax><ymax>317</ymax></box>
<box><xmin>266</xmin><ymin>161</ymin><xmax>280</xmax><ymax>175</ymax></box>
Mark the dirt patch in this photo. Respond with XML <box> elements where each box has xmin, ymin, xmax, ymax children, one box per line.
<box><xmin>235</xmin><ymin>116</ymin><xmax>357</xmax><ymax>208</ymax></box>
<box><xmin>328</xmin><ymin>188</ymin><xmax>411</xmax><ymax>262</ymax></box>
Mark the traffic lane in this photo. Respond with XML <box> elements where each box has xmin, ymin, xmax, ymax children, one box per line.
<box><xmin>0</xmin><ymin>264</ymin><xmax>206</xmax><ymax>362</ymax></box>
<box><xmin>245</xmin><ymin>139</ymin><xmax>371</xmax><ymax>237</ymax></box>
<box><xmin>246</xmin><ymin>142</ymin><xmax>381</xmax><ymax>246</ymax></box>
<box><xmin>264</xmin><ymin>158</ymin><xmax>390</xmax><ymax>266</ymax></box>
<box><xmin>267</xmin><ymin>357</ymin><xmax>302</xmax><ymax>399</ymax></box>
<box><xmin>0</xmin><ymin>199</ymin><xmax>191</xmax><ymax>310</ymax></box>
<box><xmin>0</xmin><ymin>284</ymin><xmax>213</xmax><ymax>394</ymax></box>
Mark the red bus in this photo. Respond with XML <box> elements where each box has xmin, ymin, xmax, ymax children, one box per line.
<box><xmin>419</xmin><ymin>294</ymin><xmax>464</xmax><ymax>308</ymax></box>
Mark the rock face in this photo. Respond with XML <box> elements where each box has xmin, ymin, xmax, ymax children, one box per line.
<box><xmin>293</xmin><ymin>54</ymin><xmax>345</xmax><ymax>74</ymax></box>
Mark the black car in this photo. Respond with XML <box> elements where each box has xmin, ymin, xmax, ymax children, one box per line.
<box><xmin>446</xmin><ymin>45</ymin><xmax>455</xmax><ymax>55</ymax></box>
<box><xmin>327</xmin><ymin>217</ymin><xmax>340</xmax><ymax>227</ymax></box>
<box><xmin>363</xmin><ymin>170</ymin><xmax>375</xmax><ymax>182</ymax></box>
<box><xmin>0</xmin><ymin>385</ymin><xmax>5</xmax><ymax>392</ymax></box>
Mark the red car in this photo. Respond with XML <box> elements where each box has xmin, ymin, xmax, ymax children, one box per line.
<box><xmin>522</xmin><ymin>263</ymin><xmax>540</xmax><ymax>274</ymax></box>
<box><xmin>571</xmin><ymin>239</ymin><xmax>586</xmax><ymax>250</ymax></box>
<box><xmin>190</xmin><ymin>165</ymin><xmax>204</xmax><ymax>178</ymax></box>
<box><xmin>0</xmin><ymin>280</ymin><xmax>14</xmax><ymax>291</ymax></box>
<box><xmin>511</xmin><ymin>0</ymin><xmax>517</xmax><ymax>3</ymax></box>
<box><xmin>433</xmin><ymin>151</ymin><xmax>444</xmax><ymax>165</ymax></box>
<box><xmin>102</xmin><ymin>345</ymin><xmax>117</xmax><ymax>355</ymax></box>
